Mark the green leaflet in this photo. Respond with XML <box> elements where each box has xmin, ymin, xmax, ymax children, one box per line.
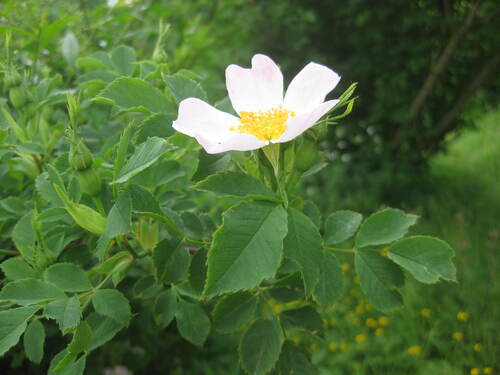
<box><xmin>203</xmin><ymin>201</ymin><xmax>287</xmax><ymax>297</ymax></box>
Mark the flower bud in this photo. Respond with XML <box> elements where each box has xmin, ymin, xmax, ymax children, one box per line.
<box><xmin>295</xmin><ymin>138</ymin><xmax>320</xmax><ymax>172</ymax></box>
<box><xmin>77</xmin><ymin>168</ymin><xmax>102</xmax><ymax>197</ymax></box>
<box><xmin>152</xmin><ymin>46</ymin><xmax>168</xmax><ymax>64</ymax></box>
<box><xmin>9</xmin><ymin>86</ymin><xmax>27</xmax><ymax>108</ymax></box>
<box><xmin>133</xmin><ymin>217</ymin><xmax>159</xmax><ymax>251</ymax></box>
<box><xmin>69</xmin><ymin>140</ymin><xmax>94</xmax><ymax>171</ymax></box>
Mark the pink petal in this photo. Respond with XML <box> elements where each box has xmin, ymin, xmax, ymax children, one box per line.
<box><xmin>225</xmin><ymin>54</ymin><xmax>283</xmax><ymax>114</ymax></box>
<box><xmin>172</xmin><ymin>98</ymin><xmax>267</xmax><ymax>154</ymax></box>
<box><xmin>284</xmin><ymin>62</ymin><xmax>340</xmax><ymax>114</ymax></box>
<box><xmin>274</xmin><ymin>99</ymin><xmax>339</xmax><ymax>144</ymax></box>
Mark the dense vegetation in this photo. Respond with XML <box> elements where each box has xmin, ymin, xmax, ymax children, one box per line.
<box><xmin>0</xmin><ymin>1</ymin><xmax>498</xmax><ymax>374</ymax></box>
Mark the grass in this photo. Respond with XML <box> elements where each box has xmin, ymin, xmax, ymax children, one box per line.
<box><xmin>308</xmin><ymin>109</ymin><xmax>500</xmax><ymax>374</ymax></box>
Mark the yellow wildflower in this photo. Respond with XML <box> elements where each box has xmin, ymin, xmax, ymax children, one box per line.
<box><xmin>355</xmin><ymin>333</ymin><xmax>367</xmax><ymax>343</ymax></box>
<box><xmin>457</xmin><ymin>311</ymin><xmax>469</xmax><ymax>321</ymax></box>
<box><xmin>378</xmin><ymin>316</ymin><xmax>390</xmax><ymax>326</ymax></box>
<box><xmin>407</xmin><ymin>346</ymin><xmax>422</xmax><ymax>356</ymax></box>
<box><xmin>310</xmin><ymin>343</ymin><xmax>319</xmax><ymax>351</ymax></box>
<box><xmin>366</xmin><ymin>318</ymin><xmax>378</xmax><ymax>328</ymax></box>
<box><xmin>471</xmin><ymin>369</ymin><xmax>480</xmax><ymax>375</ymax></box>
<box><xmin>483</xmin><ymin>368</ymin><xmax>493</xmax><ymax>374</ymax></box>
<box><xmin>420</xmin><ymin>308</ymin><xmax>432</xmax><ymax>318</ymax></box>
<box><xmin>452</xmin><ymin>332</ymin><xmax>464</xmax><ymax>341</ymax></box>
<box><xmin>473</xmin><ymin>343</ymin><xmax>482</xmax><ymax>352</ymax></box>
<box><xmin>375</xmin><ymin>328</ymin><xmax>384</xmax><ymax>336</ymax></box>
<box><xmin>290</xmin><ymin>336</ymin><xmax>301</xmax><ymax>345</ymax></box>
<box><xmin>272</xmin><ymin>304</ymin><xmax>283</xmax><ymax>314</ymax></box>
<box><xmin>328</xmin><ymin>343</ymin><xmax>338</xmax><ymax>351</ymax></box>
<box><xmin>341</xmin><ymin>263</ymin><xmax>350</xmax><ymax>273</ymax></box>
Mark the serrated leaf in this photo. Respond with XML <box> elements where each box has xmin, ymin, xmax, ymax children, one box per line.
<box><xmin>355</xmin><ymin>251</ymin><xmax>404</xmax><ymax>311</ymax></box>
<box><xmin>115</xmin><ymin>137</ymin><xmax>173</xmax><ymax>183</ymax></box>
<box><xmin>164</xmin><ymin>73</ymin><xmax>207</xmax><ymax>103</ymax></box>
<box><xmin>44</xmin><ymin>296</ymin><xmax>82</xmax><ymax>332</ymax></box>
<box><xmin>153</xmin><ymin>289</ymin><xmax>177</xmax><ymax>328</ymax></box>
<box><xmin>196</xmin><ymin>171</ymin><xmax>278</xmax><ymax>201</ymax></box>
<box><xmin>203</xmin><ymin>202</ymin><xmax>287</xmax><ymax>297</ymax></box>
<box><xmin>175</xmin><ymin>300</ymin><xmax>210</xmax><ymax>346</ymax></box>
<box><xmin>44</xmin><ymin>263</ymin><xmax>92</xmax><ymax>292</ymax></box>
<box><xmin>153</xmin><ymin>238</ymin><xmax>190</xmax><ymax>284</ymax></box>
<box><xmin>104</xmin><ymin>191</ymin><xmax>132</xmax><ymax>238</ymax></box>
<box><xmin>12</xmin><ymin>213</ymin><xmax>36</xmax><ymax>263</ymax></box>
<box><xmin>68</xmin><ymin>321</ymin><xmax>92</xmax><ymax>354</ymax></box>
<box><xmin>313</xmin><ymin>252</ymin><xmax>344</xmax><ymax>307</ymax></box>
<box><xmin>239</xmin><ymin>319</ymin><xmax>283</xmax><ymax>375</ymax></box>
<box><xmin>324</xmin><ymin>210</ymin><xmax>362</xmax><ymax>244</ymax></box>
<box><xmin>92</xmin><ymin>289</ymin><xmax>131</xmax><ymax>326</ymax></box>
<box><xmin>128</xmin><ymin>184</ymin><xmax>163</xmax><ymax>215</ymax></box>
<box><xmin>110</xmin><ymin>45</ymin><xmax>136</xmax><ymax>75</ymax></box>
<box><xmin>278</xmin><ymin>343</ymin><xmax>317</xmax><ymax>375</ymax></box>
<box><xmin>355</xmin><ymin>208</ymin><xmax>418</xmax><ymax>248</ymax></box>
<box><xmin>281</xmin><ymin>306</ymin><xmax>323</xmax><ymax>333</ymax></box>
<box><xmin>388</xmin><ymin>236</ymin><xmax>456</xmax><ymax>283</ymax></box>
<box><xmin>136</xmin><ymin>113</ymin><xmax>176</xmax><ymax>143</ymax></box>
<box><xmin>0</xmin><ymin>305</ymin><xmax>39</xmax><ymax>356</ymax></box>
<box><xmin>283</xmin><ymin>209</ymin><xmax>323</xmax><ymax>296</ymax></box>
<box><xmin>192</xmin><ymin>151</ymin><xmax>231</xmax><ymax>182</ymax></box>
<box><xmin>87</xmin><ymin>313</ymin><xmax>124</xmax><ymax>351</ymax></box>
<box><xmin>212</xmin><ymin>291</ymin><xmax>258</xmax><ymax>333</ymax></box>
<box><xmin>0</xmin><ymin>279</ymin><xmax>66</xmax><ymax>306</ymax></box>
<box><xmin>95</xmin><ymin>77</ymin><xmax>173</xmax><ymax>113</ymax></box>
<box><xmin>0</xmin><ymin>258</ymin><xmax>36</xmax><ymax>280</ymax></box>
<box><xmin>23</xmin><ymin>319</ymin><xmax>45</xmax><ymax>364</ymax></box>
<box><xmin>302</xmin><ymin>201</ymin><xmax>321</xmax><ymax>228</ymax></box>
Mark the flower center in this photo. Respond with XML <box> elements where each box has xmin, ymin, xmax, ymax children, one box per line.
<box><xmin>230</xmin><ymin>105</ymin><xmax>296</xmax><ymax>141</ymax></box>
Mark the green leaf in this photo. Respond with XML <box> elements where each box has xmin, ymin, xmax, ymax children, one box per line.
<box><xmin>61</xmin><ymin>32</ymin><xmax>79</xmax><ymax>65</ymax></box>
<box><xmin>0</xmin><ymin>258</ymin><xmax>36</xmax><ymax>280</ymax></box>
<box><xmin>104</xmin><ymin>191</ymin><xmax>132</xmax><ymax>238</ymax></box>
<box><xmin>324</xmin><ymin>210</ymin><xmax>362</xmax><ymax>244</ymax></box>
<box><xmin>87</xmin><ymin>313</ymin><xmax>124</xmax><ymax>351</ymax></box>
<box><xmin>48</xmin><ymin>349</ymin><xmax>86</xmax><ymax>375</ymax></box>
<box><xmin>153</xmin><ymin>289</ymin><xmax>177</xmax><ymax>328</ymax></box>
<box><xmin>0</xmin><ymin>305</ymin><xmax>39</xmax><ymax>356</ymax></box>
<box><xmin>44</xmin><ymin>263</ymin><xmax>92</xmax><ymax>292</ymax></box>
<box><xmin>115</xmin><ymin>137</ymin><xmax>173</xmax><ymax>183</ymax></box>
<box><xmin>92</xmin><ymin>289</ymin><xmax>131</xmax><ymax>326</ymax></box>
<box><xmin>95</xmin><ymin>77</ymin><xmax>173</xmax><ymax>113</ymax></box>
<box><xmin>110</xmin><ymin>45</ymin><xmax>136</xmax><ymax>76</ymax></box>
<box><xmin>355</xmin><ymin>251</ymin><xmax>404</xmax><ymax>311</ymax></box>
<box><xmin>12</xmin><ymin>213</ymin><xmax>36</xmax><ymax>263</ymax></box>
<box><xmin>283</xmin><ymin>209</ymin><xmax>323</xmax><ymax>296</ymax></box>
<box><xmin>278</xmin><ymin>343</ymin><xmax>317</xmax><ymax>375</ymax></box>
<box><xmin>281</xmin><ymin>306</ymin><xmax>323</xmax><ymax>333</ymax></box>
<box><xmin>189</xmin><ymin>248</ymin><xmax>208</xmax><ymax>295</ymax></box>
<box><xmin>181</xmin><ymin>212</ymin><xmax>204</xmax><ymax>239</ymax></box>
<box><xmin>192</xmin><ymin>151</ymin><xmax>231</xmax><ymax>182</ymax></box>
<box><xmin>239</xmin><ymin>319</ymin><xmax>283</xmax><ymax>375</ymax></box>
<box><xmin>175</xmin><ymin>300</ymin><xmax>210</xmax><ymax>346</ymax></box>
<box><xmin>0</xmin><ymin>279</ymin><xmax>66</xmax><ymax>306</ymax></box>
<box><xmin>113</xmin><ymin>123</ymin><xmax>133</xmax><ymax>181</ymax></box>
<box><xmin>212</xmin><ymin>291</ymin><xmax>258</xmax><ymax>333</ymax></box>
<box><xmin>68</xmin><ymin>321</ymin><xmax>92</xmax><ymax>354</ymax></box>
<box><xmin>303</xmin><ymin>201</ymin><xmax>321</xmax><ymax>229</ymax></box>
<box><xmin>196</xmin><ymin>171</ymin><xmax>279</xmax><ymax>201</ymax></box>
<box><xmin>203</xmin><ymin>202</ymin><xmax>287</xmax><ymax>297</ymax></box>
<box><xmin>128</xmin><ymin>184</ymin><xmax>163</xmax><ymax>215</ymax></box>
<box><xmin>133</xmin><ymin>276</ymin><xmax>162</xmax><ymax>299</ymax></box>
<box><xmin>153</xmin><ymin>238</ymin><xmax>190</xmax><ymax>284</ymax></box>
<box><xmin>388</xmin><ymin>236</ymin><xmax>456</xmax><ymax>283</ymax></box>
<box><xmin>313</xmin><ymin>252</ymin><xmax>344</xmax><ymax>307</ymax></box>
<box><xmin>44</xmin><ymin>296</ymin><xmax>82</xmax><ymax>332</ymax></box>
<box><xmin>23</xmin><ymin>319</ymin><xmax>45</xmax><ymax>364</ymax></box>
<box><xmin>164</xmin><ymin>74</ymin><xmax>207</xmax><ymax>103</ymax></box>
<box><xmin>355</xmin><ymin>208</ymin><xmax>418</xmax><ymax>248</ymax></box>
<box><xmin>136</xmin><ymin>113</ymin><xmax>176</xmax><ymax>143</ymax></box>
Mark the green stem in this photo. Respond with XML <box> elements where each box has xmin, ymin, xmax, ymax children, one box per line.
<box><xmin>0</xmin><ymin>249</ymin><xmax>18</xmax><ymax>255</ymax></box>
<box><xmin>325</xmin><ymin>246</ymin><xmax>355</xmax><ymax>254</ymax></box>
<box><xmin>93</xmin><ymin>197</ymin><xmax>106</xmax><ymax>216</ymax></box>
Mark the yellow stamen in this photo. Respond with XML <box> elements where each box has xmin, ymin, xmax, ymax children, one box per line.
<box><xmin>232</xmin><ymin>105</ymin><xmax>295</xmax><ymax>141</ymax></box>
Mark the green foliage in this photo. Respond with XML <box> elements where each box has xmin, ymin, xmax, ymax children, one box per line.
<box><xmin>0</xmin><ymin>2</ymin><xmax>461</xmax><ymax>373</ymax></box>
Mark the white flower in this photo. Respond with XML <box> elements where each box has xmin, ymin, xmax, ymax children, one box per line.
<box><xmin>172</xmin><ymin>54</ymin><xmax>340</xmax><ymax>154</ymax></box>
